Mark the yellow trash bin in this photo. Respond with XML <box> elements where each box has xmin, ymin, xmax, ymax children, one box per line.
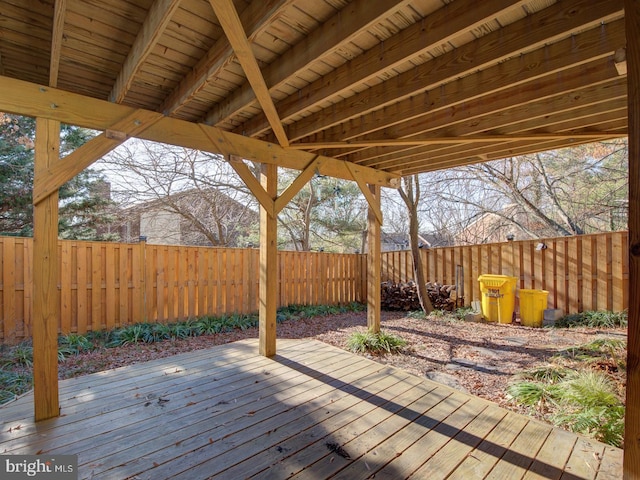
<box><xmin>478</xmin><ymin>274</ymin><xmax>517</xmax><ymax>324</ymax></box>
<box><xmin>519</xmin><ymin>289</ymin><xmax>549</xmax><ymax>327</ymax></box>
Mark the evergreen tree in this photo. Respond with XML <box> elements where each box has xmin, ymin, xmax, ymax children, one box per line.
<box><xmin>0</xmin><ymin>113</ymin><xmax>118</xmax><ymax>240</ymax></box>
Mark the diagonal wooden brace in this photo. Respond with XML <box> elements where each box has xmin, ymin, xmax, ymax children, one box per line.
<box><xmin>33</xmin><ymin>109</ymin><xmax>164</xmax><ymax>205</ymax></box>
<box><xmin>346</xmin><ymin>161</ymin><xmax>383</xmax><ymax>225</ymax></box>
<box><xmin>228</xmin><ymin>155</ymin><xmax>276</xmax><ymax>218</ymax></box>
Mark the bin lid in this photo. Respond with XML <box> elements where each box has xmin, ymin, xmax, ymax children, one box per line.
<box><xmin>478</xmin><ymin>274</ymin><xmax>517</xmax><ymax>287</ymax></box>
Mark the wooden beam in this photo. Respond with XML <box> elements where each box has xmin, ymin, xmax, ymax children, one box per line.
<box><xmin>33</xmin><ymin>109</ymin><xmax>164</xmax><ymax>204</ymax></box>
<box><xmin>347</xmin><ymin>61</ymin><xmax>623</xmax><ymax>167</ymax></box>
<box><xmin>289</xmin><ymin>133</ymin><xmax>624</xmax><ymax>150</ymax></box>
<box><xmin>274</xmin><ymin>156</ymin><xmax>320</xmax><ymax>214</ymax></box>
<box><xmin>236</xmin><ymin>0</ymin><xmax>532</xmax><ymax>138</ymax></box>
<box><xmin>624</xmin><ymin>0</ymin><xmax>640</xmax><ymax>476</ymax></box>
<box><xmin>309</xmin><ymin>16</ymin><xmax>625</xmax><ymax>148</ymax></box>
<box><xmin>259</xmin><ymin>163</ymin><xmax>278</xmax><ymax>357</ymax></box>
<box><xmin>366</xmin><ymin>184</ymin><xmax>381</xmax><ymax>334</ymax></box>
<box><xmin>49</xmin><ymin>0</ymin><xmax>66</xmax><ymax>88</ymax></box>
<box><xmin>228</xmin><ymin>155</ymin><xmax>276</xmax><ymax>218</ymax></box>
<box><xmin>205</xmin><ymin>0</ymin><xmax>410</xmax><ymax>126</ymax></box>
<box><xmin>109</xmin><ymin>0</ymin><xmax>182</xmax><ymax>103</ymax></box>
<box><xmin>32</xmin><ymin>118</ymin><xmax>60</xmax><ymax>421</ymax></box>
<box><xmin>0</xmin><ymin>76</ymin><xmax>399</xmax><ymax>188</ymax></box>
<box><xmin>208</xmin><ymin>0</ymin><xmax>289</xmax><ymax>147</ymax></box>
<box><xmin>346</xmin><ymin>162</ymin><xmax>383</xmax><ymax>225</ymax></box>
<box><xmin>160</xmin><ymin>0</ymin><xmax>290</xmax><ymax>115</ymax></box>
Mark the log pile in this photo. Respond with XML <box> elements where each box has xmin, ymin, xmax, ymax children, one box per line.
<box><xmin>380</xmin><ymin>281</ymin><xmax>457</xmax><ymax>311</ymax></box>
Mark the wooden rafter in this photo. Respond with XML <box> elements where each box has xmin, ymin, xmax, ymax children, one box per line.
<box><xmin>287</xmin><ymin>9</ymin><xmax>625</xmax><ymax>143</ymax></box>
<box><xmin>209</xmin><ymin>0</ymin><xmax>289</xmax><ymax>147</ymax></box>
<box><xmin>205</xmin><ymin>0</ymin><xmax>411</xmax><ymax>126</ymax></box>
<box><xmin>356</xmin><ymin>81</ymin><xmax>628</xmax><ymax>171</ymax></box>
<box><xmin>342</xmin><ymin>60</ymin><xmax>623</xmax><ymax>167</ymax></box>
<box><xmin>290</xmin><ymin>133</ymin><xmax>624</xmax><ymax>150</ymax></box>
<box><xmin>49</xmin><ymin>0</ymin><xmax>66</xmax><ymax>88</ymax></box>
<box><xmin>0</xmin><ymin>75</ymin><xmax>398</xmax><ymax>188</ymax></box>
<box><xmin>109</xmin><ymin>0</ymin><xmax>182</xmax><ymax>103</ymax></box>
<box><xmin>160</xmin><ymin>0</ymin><xmax>290</xmax><ymax>116</ymax></box>
<box><xmin>234</xmin><ymin>0</ymin><xmax>536</xmax><ymax>138</ymax></box>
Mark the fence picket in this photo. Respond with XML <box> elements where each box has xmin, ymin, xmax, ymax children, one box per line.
<box><xmin>0</xmin><ymin>232</ymin><xmax>630</xmax><ymax>342</ymax></box>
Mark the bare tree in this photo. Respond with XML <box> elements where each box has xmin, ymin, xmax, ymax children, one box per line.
<box><xmin>416</xmin><ymin>140</ymin><xmax>628</xmax><ymax>244</ymax></box>
<box><xmin>100</xmin><ymin>140</ymin><xmax>258</xmax><ymax>246</ymax></box>
<box><xmin>277</xmin><ymin>171</ymin><xmax>367</xmax><ymax>252</ymax></box>
<box><xmin>398</xmin><ymin>175</ymin><xmax>434</xmax><ymax>314</ymax></box>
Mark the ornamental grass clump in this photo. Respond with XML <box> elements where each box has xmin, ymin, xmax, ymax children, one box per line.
<box><xmin>507</xmin><ymin>366</ymin><xmax>625</xmax><ymax>447</ymax></box>
<box><xmin>347</xmin><ymin>330</ymin><xmax>407</xmax><ymax>354</ymax></box>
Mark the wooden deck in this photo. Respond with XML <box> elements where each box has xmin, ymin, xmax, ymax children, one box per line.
<box><xmin>0</xmin><ymin>339</ymin><xmax>622</xmax><ymax>479</ymax></box>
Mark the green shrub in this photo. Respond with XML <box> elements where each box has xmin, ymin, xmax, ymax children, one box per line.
<box><xmin>347</xmin><ymin>330</ymin><xmax>406</xmax><ymax>354</ymax></box>
<box><xmin>514</xmin><ymin>365</ymin><xmax>572</xmax><ymax>384</ymax></box>
<box><xmin>169</xmin><ymin>320</ymin><xmax>198</xmax><ymax>339</ymax></box>
<box><xmin>507</xmin><ymin>369</ymin><xmax>625</xmax><ymax>447</ymax></box>
<box><xmin>555</xmin><ymin>310</ymin><xmax>627</xmax><ymax>328</ymax></box>
<box><xmin>10</xmin><ymin>345</ymin><xmax>33</xmax><ymax>367</ymax></box>
<box><xmin>0</xmin><ymin>368</ymin><xmax>32</xmax><ymax>404</ymax></box>
<box><xmin>58</xmin><ymin>333</ymin><xmax>93</xmax><ymax>358</ymax></box>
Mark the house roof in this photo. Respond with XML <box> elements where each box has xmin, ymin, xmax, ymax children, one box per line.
<box><xmin>0</xmin><ymin>0</ymin><xmax>627</xmax><ymax>180</ymax></box>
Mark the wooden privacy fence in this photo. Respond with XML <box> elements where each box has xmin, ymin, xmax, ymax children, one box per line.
<box><xmin>0</xmin><ymin>237</ymin><xmax>367</xmax><ymax>342</ymax></box>
<box><xmin>382</xmin><ymin>231</ymin><xmax>628</xmax><ymax>316</ymax></box>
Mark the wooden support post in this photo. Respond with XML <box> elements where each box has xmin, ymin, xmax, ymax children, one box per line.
<box><xmin>366</xmin><ymin>184</ymin><xmax>381</xmax><ymax>333</ymax></box>
<box><xmin>259</xmin><ymin>163</ymin><xmax>277</xmax><ymax>356</ymax></box>
<box><xmin>625</xmin><ymin>0</ymin><xmax>640</xmax><ymax>476</ymax></box>
<box><xmin>32</xmin><ymin>118</ymin><xmax>60</xmax><ymax>421</ymax></box>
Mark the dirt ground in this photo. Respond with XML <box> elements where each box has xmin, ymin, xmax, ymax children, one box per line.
<box><xmin>59</xmin><ymin>310</ymin><xmax>627</xmax><ymax>421</ymax></box>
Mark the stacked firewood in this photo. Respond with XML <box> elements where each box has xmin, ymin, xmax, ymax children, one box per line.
<box><xmin>380</xmin><ymin>281</ymin><xmax>457</xmax><ymax>311</ymax></box>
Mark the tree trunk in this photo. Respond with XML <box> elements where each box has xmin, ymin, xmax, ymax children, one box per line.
<box><xmin>399</xmin><ymin>175</ymin><xmax>434</xmax><ymax>314</ymax></box>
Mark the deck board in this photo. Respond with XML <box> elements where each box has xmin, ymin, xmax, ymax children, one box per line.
<box><xmin>0</xmin><ymin>339</ymin><xmax>622</xmax><ymax>479</ymax></box>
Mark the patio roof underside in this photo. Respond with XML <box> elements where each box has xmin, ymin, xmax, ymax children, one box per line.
<box><xmin>0</xmin><ymin>0</ymin><xmax>628</xmax><ymax>178</ymax></box>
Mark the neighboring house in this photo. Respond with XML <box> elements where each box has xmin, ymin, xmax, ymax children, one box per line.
<box><xmin>454</xmin><ymin>204</ymin><xmax>552</xmax><ymax>245</ymax></box>
<box><xmin>116</xmin><ymin>188</ymin><xmax>258</xmax><ymax>247</ymax></box>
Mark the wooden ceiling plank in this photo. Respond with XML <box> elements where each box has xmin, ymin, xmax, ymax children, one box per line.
<box><xmin>109</xmin><ymin>0</ymin><xmax>182</xmax><ymax>103</ymax></box>
<box><xmin>204</xmin><ymin>0</ymin><xmax>411</xmax><ymax>127</ymax></box>
<box><xmin>208</xmin><ymin>0</ymin><xmax>289</xmax><ymax>147</ymax></box>
<box><xmin>284</xmin><ymin>3</ymin><xmax>625</xmax><ymax>142</ymax></box>
<box><xmin>289</xmin><ymin>133</ymin><xmax>624</xmax><ymax>150</ymax></box>
<box><xmin>401</xmin><ymin>131</ymin><xmax>628</xmax><ymax>175</ymax></box>
<box><xmin>33</xmin><ymin>109</ymin><xmax>164</xmax><ymax>205</ymax></box>
<box><xmin>300</xmin><ymin>14</ymin><xmax>625</xmax><ymax>148</ymax></box>
<box><xmin>49</xmin><ymin>0</ymin><xmax>67</xmax><ymax>88</ymax></box>
<box><xmin>0</xmin><ymin>75</ymin><xmax>398</xmax><ymax>187</ymax></box>
<box><xmin>340</xmin><ymin>59</ymin><xmax>621</xmax><ymax>165</ymax></box>
<box><xmin>360</xmin><ymin>85</ymin><xmax>627</xmax><ymax>170</ymax></box>
<box><xmin>235</xmin><ymin>0</ymin><xmax>532</xmax><ymax>138</ymax></box>
<box><xmin>369</xmin><ymin>103</ymin><xmax>628</xmax><ymax>172</ymax></box>
<box><xmin>160</xmin><ymin>0</ymin><xmax>291</xmax><ymax>116</ymax></box>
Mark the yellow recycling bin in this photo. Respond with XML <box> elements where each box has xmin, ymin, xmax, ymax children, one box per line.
<box><xmin>519</xmin><ymin>289</ymin><xmax>549</xmax><ymax>327</ymax></box>
<box><xmin>478</xmin><ymin>274</ymin><xmax>517</xmax><ymax>324</ymax></box>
